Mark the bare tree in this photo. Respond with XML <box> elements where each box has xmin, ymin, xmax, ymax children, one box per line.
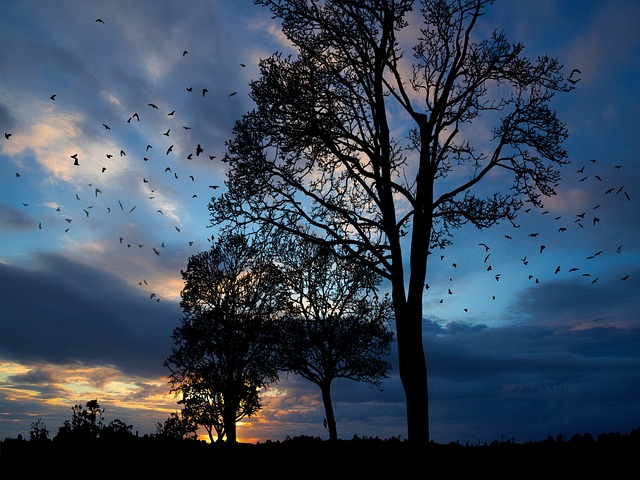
<box><xmin>165</xmin><ymin>234</ymin><xmax>285</xmax><ymax>443</ymax></box>
<box><xmin>276</xmin><ymin>233</ymin><xmax>394</xmax><ymax>441</ymax></box>
<box><xmin>210</xmin><ymin>0</ymin><xmax>573</xmax><ymax>443</ymax></box>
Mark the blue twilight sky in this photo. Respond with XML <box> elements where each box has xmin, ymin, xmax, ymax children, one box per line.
<box><xmin>1</xmin><ymin>0</ymin><xmax>639</xmax><ymax>444</ymax></box>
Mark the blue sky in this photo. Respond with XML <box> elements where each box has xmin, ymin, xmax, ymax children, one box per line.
<box><xmin>1</xmin><ymin>0</ymin><xmax>639</xmax><ymax>444</ymax></box>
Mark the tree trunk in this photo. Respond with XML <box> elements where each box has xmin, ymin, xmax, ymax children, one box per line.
<box><xmin>224</xmin><ymin>406</ymin><xmax>237</xmax><ymax>443</ymax></box>
<box><xmin>393</xmin><ymin>295</ymin><xmax>429</xmax><ymax>445</ymax></box>
<box><xmin>320</xmin><ymin>382</ymin><xmax>338</xmax><ymax>441</ymax></box>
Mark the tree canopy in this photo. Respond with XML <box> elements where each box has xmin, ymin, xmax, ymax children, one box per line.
<box><xmin>165</xmin><ymin>234</ymin><xmax>285</xmax><ymax>443</ymax></box>
<box><xmin>276</xmin><ymin>234</ymin><xmax>394</xmax><ymax>441</ymax></box>
<box><xmin>210</xmin><ymin>0</ymin><xmax>572</xmax><ymax>443</ymax></box>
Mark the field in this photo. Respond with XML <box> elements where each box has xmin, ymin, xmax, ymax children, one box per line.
<box><xmin>1</xmin><ymin>433</ymin><xmax>638</xmax><ymax>478</ymax></box>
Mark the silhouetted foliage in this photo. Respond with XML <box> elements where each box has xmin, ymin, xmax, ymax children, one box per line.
<box><xmin>55</xmin><ymin>399</ymin><xmax>105</xmax><ymax>442</ymax></box>
<box><xmin>276</xmin><ymin>233</ymin><xmax>394</xmax><ymax>441</ymax></box>
<box><xmin>165</xmin><ymin>233</ymin><xmax>286</xmax><ymax>443</ymax></box>
<box><xmin>52</xmin><ymin>399</ymin><xmax>134</xmax><ymax>444</ymax></box>
<box><xmin>28</xmin><ymin>418</ymin><xmax>49</xmax><ymax>442</ymax></box>
<box><xmin>155</xmin><ymin>411</ymin><xmax>198</xmax><ymax>441</ymax></box>
<box><xmin>209</xmin><ymin>0</ymin><xmax>573</xmax><ymax>443</ymax></box>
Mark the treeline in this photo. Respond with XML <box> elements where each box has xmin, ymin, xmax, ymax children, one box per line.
<box><xmin>1</xmin><ymin>420</ymin><xmax>638</xmax><ymax>477</ymax></box>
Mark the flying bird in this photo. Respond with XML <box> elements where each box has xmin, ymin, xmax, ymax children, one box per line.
<box><xmin>102</xmin><ymin>124</ymin><xmax>110</xmax><ymax>130</ymax></box>
<box><xmin>166</xmin><ymin>145</ymin><xmax>173</xmax><ymax>155</ymax></box>
<box><xmin>148</xmin><ymin>103</ymin><xmax>158</xmax><ymax>109</ymax></box>
<box><xmin>202</xmin><ymin>88</ymin><xmax>208</xmax><ymax>97</ymax></box>
<box><xmin>196</xmin><ymin>144</ymin><xmax>203</xmax><ymax>156</ymax></box>
<box><xmin>229</xmin><ymin>91</ymin><xmax>238</xmax><ymax>97</ymax></box>
<box><xmin>163</xmin><ymin>129</ymin><xmax>170</xmax><ymax>136</ymax></box>
<box><xmin>568</xmin><ymin>68</ymin><xmax>581</xmax><ymax>84</ymax></box>
<box><xmin>50</xmin><ymin>94</ymin><xmax>56</xmax><ymax>100</ymax></box>
<box><xmin>4</xmin><ymin>132</ymin><xmax>11</xmax><ymax>139</ymax></box>
<box><xmin>95</xmin><ymin>18</ymin><xmax>105</xmax><ymax>24</ymax></box>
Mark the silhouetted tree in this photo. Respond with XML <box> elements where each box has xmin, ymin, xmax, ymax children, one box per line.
<box><xmin>276</xmin><ymin>233</ymin><xmax>394</xmax><ymax>441</ymax></box>
<box><xmin>155</xmin><ymin>411</ymin><xmax>198</xmax><ymax>440</ymax></box>
<box><xmin>210</xmin><ymin>0</ymin><xmax>572</xmax><ymax>443</ymax></box>
<box><xmin>29</xmin><ymin>418</ymin><xmax>49</xmax><ymax>442</ymax></box>
<box><xmin>165</xmin><ymin>234</ymin><xmax>285</xmax><ymax>443</ymax></box>
<box><xmin>56</xmin><ymin>399</ymin><xmax>105</xmax><ymax>441</ymax></box>
<box><xmin>101</xmin><ymin>419</ymin><xmax>134</xmax><ymax>441</ymax></box>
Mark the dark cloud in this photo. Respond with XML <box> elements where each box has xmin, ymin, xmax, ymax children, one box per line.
<box><xmin>0</xmin><ymin>252</ymin><xmax>180</xmax><ymax>378</ymax></box>
<box><xmin>0</xmin><ymin>204</ymin><xmax>35</xmax><ymax>229</ymax></box>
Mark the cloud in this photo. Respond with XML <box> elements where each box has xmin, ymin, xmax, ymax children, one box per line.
<box><xmin>0</xmin><ymin>204</ymin><xmax>35</xmax><ymax>230</ymax></box>
<box><xmin>0</xmin><ymin>252</ymin><xmax>180</xmax><ymax>378</ymax></box>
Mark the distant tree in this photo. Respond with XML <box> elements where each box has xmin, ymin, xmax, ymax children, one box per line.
<box><xmin>101</xmin><ymin>418</ymin><xmax>134</xmax><ymax>441</ymax></box>
<box><xmin>210</xmin><ymin>0</ymin><xmax>572</xmax><ymax>443</ymax></box>
<box><xmin>56</xmin><ymin>399</ymin><xmax>105</xmax><ymax>441</ymax></box>
<box><xmin>165</xmin><ymin>234</ymin><xmax>285</xmax><ymax>443</ymax></box>
<box><xmin>276</xmin><ymin>233</ymin><xmax>394</xmax><ymax>441</ymax></box>
<box><xmin>29</xmin><ymin>418</ymin><xmax>49</xmax><ymax>442</ymax></box>
<box><xmin>155</xmin><ymin>411</ymin><xmax>198</xmax><ymax>440</ymax></box>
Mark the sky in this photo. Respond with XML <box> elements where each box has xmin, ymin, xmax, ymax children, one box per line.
<box><xmin>1</xmin><ymin>0</ymin><xmax>639</xmax><ymax>445</ymax></box>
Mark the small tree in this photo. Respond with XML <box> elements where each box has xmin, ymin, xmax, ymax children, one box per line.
<box><xmin>29</xmin><ymin>418</ymin><xmax>49</xmax><ymax>442</ymax></box>
<box><xmin>100</xmin><ymin>418</ymin><xmax>134</xmax><ymax>441</ymax></box>
<box><xmin>277</xmin><ymin>234</ymin><xmax>394</xmax><ymax>441</ymax></box>
<box><xmin>156</xmin><ymin>411</ymin><xmax>198</xmax><ymax>440</ymax></box>
<box><xmin>165</xmin><ymin>234</ymin><xmax>285</xmax><ymax>443</ymax></box>
<box><xmin>56</xmin><ymin>399</ymin><xmax>105</xmax><ymax>441</ymax></box>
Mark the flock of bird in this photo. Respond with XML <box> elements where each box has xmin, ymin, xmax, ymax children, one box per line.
<box><xmin>1</xmin><ymin>17</ymin><xmax>633</xmax><ymax>314</ymax></box>
<box><xmin>2</xmin><ymin>16</ymin><xmax>243</xmax><ymax>303</ymax></box>
<box><xmin>429</xmin><ymin>157</ymin><xmax>632</xmax><ymax>311</ymax></box>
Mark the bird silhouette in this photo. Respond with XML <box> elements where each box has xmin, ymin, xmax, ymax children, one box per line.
<box><xmin>95</xmin><ymin>18</ymin><xmax>105</xmax><ymax>24</ymax></box>
<box><xmin>4</xmin><ymin>132</ymin><xmax>11</xmax><ymax>139</ymax></box>
<box><xmin>202</xmin><ymin>88</ymin><xmax>208</xmax><ymax>97</ymax></box>
<box><xmin>148</xmin><ymin>103</ymin><xmax>158</xmax><ymax>109</ymax></box>
<box><xmin>196</xmin><ymin>144</ymin><xmax>203</xmax><ymax>156</ymax></box>
<box><xmin>50</xmin><ymin>94</ymin><xmax>56</xmax><ymax>100</ymax></box>
<box><xmin>166</xmin><ymin>145</ymin><xmax>173</xmax><ymax>155</ymax></box>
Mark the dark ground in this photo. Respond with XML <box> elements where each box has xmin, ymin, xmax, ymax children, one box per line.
<box><xmin>1</xmin><ymin>433</ymin><xmax>638</xmax><ymax>478</ymax></box>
